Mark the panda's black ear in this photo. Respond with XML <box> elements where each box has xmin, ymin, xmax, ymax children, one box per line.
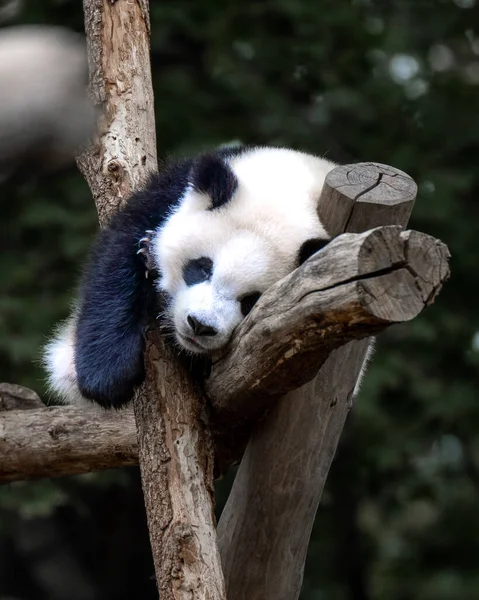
<box><xmin>190</xmin><ymin>153</ymin><xmax>238</xmax><ymax>209</ymax></box>
<box><xmin>298</xmin><ymin>238</ymin><xmax>330</xmax><ymax>266</ymax></box>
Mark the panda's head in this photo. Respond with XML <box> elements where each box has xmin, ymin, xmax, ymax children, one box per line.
<box><xmin>152</xmin><ymin>147</ymin><xmax>334</xmax><ymax>354</ymax></box>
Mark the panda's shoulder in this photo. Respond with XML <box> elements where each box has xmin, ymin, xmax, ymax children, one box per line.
<box><xmin>107</xmin><ymin>157</ymin><xmax>193</xmax><ymax>234</ymax></box>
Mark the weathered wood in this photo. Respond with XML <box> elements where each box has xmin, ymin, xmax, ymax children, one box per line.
<box><xmin>134</xmin><ymin>334</ymin><xmax>226</xmax><ymax>599</ymax></box>
<box><xmin>0</xmin><ymin>405</ymin><xmax>137</xmax><ymax>483</ymax></box>
<box><xmin>0</xmin><ymin>383</ymin><xmax>44</xmax><ymax>411</ymax></box>
<box><xmin>0</xmin><ymin>226</ymin><xmax>449</xmax><ymax>485</ymax></box>
<box><xmin>217</xmin><ymin>162</ymin><xmax>422</xmax><ymax>600</ymax></box>
<box><xmin>218</xmin><ymin>342</ymin><xmax>367</xmax><ymax>600</ymax></box>
<box><xmin>207</xmin><ymin>227</ymin><xmax>449</xmax><ymax>422</ymax></box>
<box><xmin>318</xmin><ymin>162</ymin><xmax>417</xmax><ymax>236</ymax></box>
<box><xmin>79</xmin><ymin>2</ymin><xmax>226</xmax><ymax>599</ymax></box>
<box><xmin>79</xmin><ymin>0</ymin><xmax>157</xmax><ymax>227</ymax></box>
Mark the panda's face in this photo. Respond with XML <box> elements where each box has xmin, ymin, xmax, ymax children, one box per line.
<box><xmin>164</xmin><ymin>232</ymin><xmax>289</xmax><ymax>354</ymax></box>
<box><xmin>152</xmin><ymin>147</ymin><xmax>333</xmax><ymax>354</ymax></box>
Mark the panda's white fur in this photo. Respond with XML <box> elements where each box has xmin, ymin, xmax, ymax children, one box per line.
<box><xmin>44</xmin><ymin>146</ymin><xmax>356</xmax><ymax>409</ymax></box>
<box><xmin>43</xmin><ymin>314</ymin><xmax>94</xmax><ymax>408</ymax></box>
<box><xmin>154</xmin><ymin>147</ymin><xmax>331</xmax><ymax>353</ymax></box>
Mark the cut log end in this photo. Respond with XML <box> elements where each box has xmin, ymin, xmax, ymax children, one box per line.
<box><xmin>0</xmin><ymin>382</ymin><xmax>44</xmax><ymax>411</ymax></box>
<box><xmin>356</xmin><ymin>227</ymin><xmax>451</xmax><ymax>322</ymax></box>
<box><xmin>330</xmin><ymin>162</ymin><xmax>418</xmax><ymax>205</ymax></box>
<box><xmin>318</xmin><ymin>162</ymin><xmax>417</xmax><ymax>237</ymax></box>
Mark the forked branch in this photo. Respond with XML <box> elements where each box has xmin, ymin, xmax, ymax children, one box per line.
<box><xmin>208</xmin><ymin>226</ymin><xmax>450</xmax><ymax>423</ymax></box>
<box><xmin>0</xmin><ymin>225</ymin><xmax>449</xmax><ymax>484</ymax></box>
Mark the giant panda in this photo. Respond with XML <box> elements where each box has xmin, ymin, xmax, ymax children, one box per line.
<box><xmin>44</xmin><ymin>145</ymin><xmax>339</xmax><ymax>409</ymax></box>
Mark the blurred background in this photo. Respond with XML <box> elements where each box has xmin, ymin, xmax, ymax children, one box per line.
<box><xmin>1</xmin><ymin>0</ymin><xmax>479</xmax><ymax>598</ymax></box>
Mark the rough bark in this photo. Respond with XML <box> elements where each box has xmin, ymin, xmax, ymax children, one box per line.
<box><xmin>78</xmin><ymin>0</ymin><xmax>157</xmax><ymax>226</ymax></box>
<box><xmin>218</xmin><ymin>343</ymin><xmax>367</xmax><ymax>600</ymax></box>
<box><xmin>0</xmin><ymin>405</ymin><xmax>137</xmax><ymax>482</ymax></box>
<box><xmin>134</xmin><ymin>334</ymin><xmax>226</xmax><ymax>599</ymax></box>
<box><xmin>79</xmin><ymin>2</ymin><xmax>226</xmax><ymax>599</ymax></box>
<box><xmin>217</xmin><ymin>162</ymin><xmax>421</xmax><ymax>600</ymax></box>
<box><xmin>0</xmin><ymin>383</ymin><xmax>44</xmax><ymax>411</ymax></box>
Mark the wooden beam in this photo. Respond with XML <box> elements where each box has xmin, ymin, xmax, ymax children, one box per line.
<box><xmin>79</xmin><ymin>2</ymin><xmax>226</xmax><ymax>599</ymax></box>
<box><xmin>0</xmin><ymin>405</ymin><xmax>137</xmax><ymax>483</ymax></box>
<box><xmin>216</xmin><ymin>163</ymin><xmax>424</xmax><ymax>600</ymax></box>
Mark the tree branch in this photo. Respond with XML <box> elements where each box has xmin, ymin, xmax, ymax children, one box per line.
<box><xmin>216</xmin><ymin>162</ymin><xmax>424</xmax><ymax>600</ymax></box>
<box><xmin>79</xmin><ymin>0</ymin><xmax>157</xmax><ymax>226</ymax></box>
<box><xmin>0</xmin><ymin>405</ymin><xmax>137</xmax><ymax>483</ymax></box>
<box><xmin>133</xmin><ymin>335</ymin><xmax>226</xmax><ymax>599</ymax></box>
<box><xmin>207</xmin><ymin>226</ymin><xmax>450</xmax><ymax>423</ymax></box>
<box><xmin>79</xmin><ymin>2</ymin><xmax>226</xmax><ymax>599</ymax></box>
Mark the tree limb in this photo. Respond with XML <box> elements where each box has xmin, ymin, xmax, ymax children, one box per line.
<box><xmin>134</xmin><ymin>336</ymin><xmax>226</xmax><ymax>600</ymax></box>
<box><xmin>216</xmin><ymin>162</ymin><xmax>425</xmax><ymax>600</ymax></box>
<box><xmin>0</xmin><ymin>405</ymin><xmax>137</xmax><ymax>482</ymax></box>
<box><xmin>79</xmin><ymin>2</ymin><xmax>226</xmax><ymax>599</ymax></box>
<box><xmin>207</xmin><ymin>226</ymin><xmax>450</xmax><ymax>423</ymax></box>
<box><xmin>79</xmin><ymin>0</ymin><xmax>157</xmax><ymax>226</ymax></box>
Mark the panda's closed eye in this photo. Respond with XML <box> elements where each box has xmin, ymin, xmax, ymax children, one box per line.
<box><xmin>239</xmin><ymin>292</ymin><xmax>261</xmax><ymax>317</ymax></box>
<box><xmin>298</xmin><ymin>238</ymin><xmax>330</xmax><ymax>266</ymax></box>
<box><xmin>183</xmin><ymin>257</ymin><xmax>213</xmax><ymax>286</ymax></box>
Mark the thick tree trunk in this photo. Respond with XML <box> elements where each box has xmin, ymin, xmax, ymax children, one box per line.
<box><xmin>78</xmin><ymin>2</ymin><xmax>226</xmax><ymax>599</ymax></box>
<box><xmin>217</xmin><ymin>163</ymin><xmax>424</xmax><ymax>600</ymax></box>
<box><xmin>134</xmin><ymin>334</ymin><xmax>226</xmax><ymax>600</ymax></box>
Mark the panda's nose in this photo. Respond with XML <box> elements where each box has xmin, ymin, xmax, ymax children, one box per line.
<box><xmin>187</xmin><ymin>315</ymin><xmax>217</xmax><ymax>337</ymax></box>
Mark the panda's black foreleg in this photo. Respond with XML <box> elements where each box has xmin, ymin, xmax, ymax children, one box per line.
<box><xmin>74</xmin><ymin>225</ymin><xmax>158</xmax><ymax>409</ymax></box>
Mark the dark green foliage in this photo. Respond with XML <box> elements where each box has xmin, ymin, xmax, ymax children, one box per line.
<box><xmin>1</xmin><ymin>0</ymin><xmax>479</xmax><ymax>598</ymax></box>
<box><xmin>0</xmin><ymin>170</ymin><xmax>97</xmax><ymax>394</ymax></box>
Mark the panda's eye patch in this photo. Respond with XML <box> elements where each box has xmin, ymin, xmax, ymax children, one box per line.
<box><xmin>183</xmin><ymin>257</ymin><xmax>213</xmax><ymax>286</ymax></box>
<box><xmin>239</xmin><ymin>292</ymin><xmax>261</xmax><ymax>317</ymax></box>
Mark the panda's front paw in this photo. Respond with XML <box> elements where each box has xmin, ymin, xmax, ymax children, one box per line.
<box><xmin>137</xmin><ymin>230</ymin><xmax>158</xmax><ymax>279</ymax></box>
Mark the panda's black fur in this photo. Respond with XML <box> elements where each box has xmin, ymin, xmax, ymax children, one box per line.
<box><xmin>45</xmin><ymin>146</ymin><xmax>336</xmax><ymax>408</ymax></box>
<box><xmin>74</xmin><ymin>147</ymin><xmax>255</xmax><ymax>407</ymax></box>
